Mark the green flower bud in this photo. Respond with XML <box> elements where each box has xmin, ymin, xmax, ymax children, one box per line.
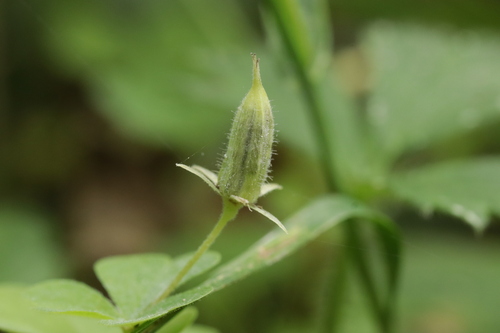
<box><xmin>218</xmin><ymin>54</ymin><xmax>274</xmax><ymax>204</ymax></box>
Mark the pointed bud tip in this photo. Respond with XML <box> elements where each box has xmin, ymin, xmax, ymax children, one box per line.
<box><xmin>251</xmin><ymin>53</ymin><xmax>262</xmax><ymax>88</ymax></box>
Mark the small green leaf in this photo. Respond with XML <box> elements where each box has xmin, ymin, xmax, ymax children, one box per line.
<box><xmin>102</xmin><ymin>286</ymin><xmax>212</xmax><ymax>326</ymax></box>
<box><xmin>259</xmin><ymin>183</ymin><xmax>282</xmax><ymax>197</ymax></box>
<box><xmin>176</xmin><ymin>164</ymin><xmax>220</xmax><ymax>194</ymax></box>
<box><xmin>27</xmin><ymin>280</ymin><xmax>118</xmax><ymax>319</ymax></box>
<box><xmin>390</xmin><ymin>157</ymin><xmax>500</xmax><ymax>232</ymax></box>
<box><xmin>156</xmin><ymin>306</ymin><xmax>198</xmax><ymax>333</ymax></box>
<box><xmin>190</xmin><ymin>165</ymin><xmax>218</xmax><ymax>186</ymax></box>
<box><xmin>94</xmin><ymin>254</ymin><xmax>174</xmax><ymax>318</ymax></box>
<box><xmin>249</xmin><ymin>204</ymin><xmax>288</xmax><ymax>234</ymax></box>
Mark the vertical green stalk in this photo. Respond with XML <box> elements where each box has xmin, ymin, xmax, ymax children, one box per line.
<box><xmin>316</xmin><ymin>245</ymin><xmax>347</xmax><ymax>333</ymax></box>
<box><xmin>154</xmin><ymin>198</ymin><xmax>240</xmax><ymax>304</ymax></box>
<box><xmin>265</xmin><ymin>1</ymin><xmax>392</xmax><ymax>332</ymax></box>
<box><xmin>266</xmin><ymin>0</ymin><xmax>338</xmax><ymax>191</ymax></box>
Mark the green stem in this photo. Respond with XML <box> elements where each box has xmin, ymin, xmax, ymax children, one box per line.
<box><xmin>345</xmin><ymin>221</ymin><xmax>386</xmax><ymax>332</ymax></box>
<box><xmin>130</xmin><ymin>199</ymin><xmax>241</xmax><ymax>333</ymax></box>
<box><xmin>154</xmin><ymin>198</ymin><xmax>240</xmax><ymax>304</ymax></box>
<box><xmin>265</xmin><ymin>2</ymin><xmax>391</xmax><ymax>332</ymax></box>
<box><xmin>317</xmin><ymin>244</ymin><xmax>347</xmax><ymax>333</ymax></box>
<box><xmin>266</xmin><ymin>0</ymin><xmax>337</xmax><ymax>191</ymax></box>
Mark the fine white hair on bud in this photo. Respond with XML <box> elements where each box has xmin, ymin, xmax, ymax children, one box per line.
<box><xmin>217</xmin><ymin>53</ymin><xmax>275</xmax><ymax>204</ymax></box>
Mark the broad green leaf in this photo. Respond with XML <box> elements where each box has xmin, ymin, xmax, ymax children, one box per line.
<box><xmin>0</xmin><ymin>284</ymin><xmax>69</xmax><ymax>333</ymax></box>
<box><xmin>102</xmin><ymin>286</ymin><xmax>212</xmax><ymax>326</ymax></box>
<box><xmin>94</xmin><ymin>254</ymin><xmax>175</xmax><ymax>318</ymax></box>
<box><xmin>390</xmin><ymin>157</ymin><xmax>500</xmax><ymax>232</ymax></box>
<box><xmin>0</xmin><ymin>284</ymin><xmax>119</xmax><ymax>333</ymax></box>
<box><xmin>27</xmin><ymin>280</ymin><xmax>118</xmax><ymax>319</ymax></box>
<box><xmin>63</xmin><ymin>317</ymin><xmax>122</xmax><ymax>333</ymax></box>
<box><xmin>156</xmin><ymin>306</ymin><xmax>198</xmax><ymax>333</ymax></box>
<box><xmin>27</xmin><ymin>252</ymin><xmax>219</xmax><ymax>326</ymax></box>
<box><xmin>199</xmin><ymin>195</ymin><xmax>399</xmax><ymax>295</ymax></box>
<box><xmin>363</xmin><ymin>23</ymin><xmax>500</xmax><ymax>162</ymax></box>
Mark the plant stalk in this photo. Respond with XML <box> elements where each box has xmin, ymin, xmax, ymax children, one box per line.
<box><xmin>266</xmin><ymin>0</ymin><xmax>337</xmax><ymax>191</ymax></box>
<box><xmin>317</xmin><ymin>243</ymin><xmax>346</xmax><ymax>333</ymax></box>
<box><xmin>154</xmin><ymin>198</ymin><xmax>240</xmax><ymax>303</ymax></box>
<box><xmin>265</xmin><ymin>2</ymin><xmax>392</xmax><ymax>332</ymax></box>
<box><xmin>130</xmin><ymin>199</ymin><xmax>240</xmax><ymax>333</ymax></box>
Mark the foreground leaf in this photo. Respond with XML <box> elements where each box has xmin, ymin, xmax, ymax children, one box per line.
<box><xmin>29</xmin><ymin>252</ymin><xmax>219</xmax><ymax>325</ymax></box>
<box><xmin>28</xmin><ymin>280</ymin><xmax>118</xmax><ymax>319</ymax></box>
<box><xmin>390</xmin><ymin>157</ymin><xmax>500</xmax><ymax>232</ymax></box>
<box><xmin>0</xmin><ymin>284</ymin><xmax>119</xmax><ymax>333</ymax></box>
<box><xmin>95</xmin><ymin>254</ymin><xmax>175</xmax><ymax>318</ymax></box>
<box><xmin>199</xmin><ymin>195</ymin><xmax>399</xmax><ymax>296</ymax></box>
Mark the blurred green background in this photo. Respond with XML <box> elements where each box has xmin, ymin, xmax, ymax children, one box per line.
<box><xmin>1</xmin><ymin>0</ymin><xmax>500</xmax><ymax>332</ymax></box>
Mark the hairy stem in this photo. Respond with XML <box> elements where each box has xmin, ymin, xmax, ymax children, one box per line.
<box><xmin>130</xmin><ymin>199</ymin><xmax>240</xmax><ymax>333</ymax></box>
<box><xmin>154</xmin><ymin>198</ymin><xmax>240</xmax><ymax>303</ymax></box>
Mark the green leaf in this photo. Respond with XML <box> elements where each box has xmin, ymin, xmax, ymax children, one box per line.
<box><xmin>0</xmin><ymin>284</ymin><xmax>66</xmax><ymax>333</ymax></box>
<box><xmin>249</xmin><ymin>204</ymin><xmax>288</xmax><ymax>234</ymax></box>
<box><xmin>199</xmin><ymin>195</ymin><xmax>395</xmax><ymax>292</ymax></box>
<box><xmin>95</xmin><ymin>252</ymin><xmax>219</xmax><ymax>320</ymax></box>
<box><xmin>390</xmin><ymin>157</ymin><xmax>500</xmax><ymax>232</ymax></box>
<box><xmin>156</xmin><ymin>306</ymin><xmax>198</xmax><ymax>333</ymax></box>
<box><xmin>94</xmin><ymin>251</ymin><xmax>218</xmax><ymax>325</ymax></box>
<box><xmin>102</xmin><ymin>286</ymin><xmax>212</xmax><ymax>326</ymax></box>
<box><xmin>27</xmin><ymin>252</ymin><xmax>219</xmax><ymax>326</ymax></box>
<box><xmin>176</xmin><ymin>164</ymin><xmax>219</xmax><ymax>194</ymax></box>
<box><xmin>27</xmin><ymin>280</ymin><xmax>119</xmax><ymax>319</ymax></box>
<box><xmin>363</xmin><ymin>23</ymin><xmax>500</xmax><ymax>162</ymax></box>
<box><xmin>0</xmin><ymin>284</ymin><xmax>119</xmax><ymax>333</ymax></box>
<box><xmin>94</xmin><ymin>254</ymin><xmax>175</xmax><ymax>318</ymax></box>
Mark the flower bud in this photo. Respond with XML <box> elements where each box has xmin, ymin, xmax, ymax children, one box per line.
<box><xmin>218</xmin><ymin>54</ymin><xmax>274</xmax><ymax>204</ymax></box>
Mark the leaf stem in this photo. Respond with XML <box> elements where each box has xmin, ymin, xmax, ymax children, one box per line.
<box><xmin>154</xmin><ymin>198</ymin><xmax>240</xmax><ymax>303</ymax></box>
